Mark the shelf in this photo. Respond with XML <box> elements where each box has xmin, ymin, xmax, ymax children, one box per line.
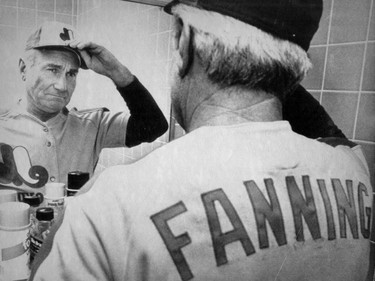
<box><xmin>123</xmin><ymin>0</ymin><xmax>171</xmax><ymax>7</ymax></box>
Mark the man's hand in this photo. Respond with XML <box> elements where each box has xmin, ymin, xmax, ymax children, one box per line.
<box><xmin>69</xmin><ymin>41</ymin><xmax>134</xmax><ymax>87</ymax></box>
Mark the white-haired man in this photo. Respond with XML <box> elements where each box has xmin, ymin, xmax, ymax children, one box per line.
<box><xmin>30</xmin><ymin>1</ymin><xmax>373</xmax><ymax>281</ymax></box>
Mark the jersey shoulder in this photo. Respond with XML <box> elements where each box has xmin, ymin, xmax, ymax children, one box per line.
<box><xmin>66</xmin><ymin>107</ymin><xmax>110</xmax><ymax>129</ymax></box>
<box><xmin>68</xmin><ymin>107</ymin><xmax>109</xmax><ymax>119</ymax></box>
<box><xmin>317</xmin><ymin>137</ymin><xmax>370</xmax><ymax>175</ymax></box>
<box><xmin>0</xmin><ymin>108</ymin><xmax>11</xmax><ymax>119</ymax></box>
<box><xmin>0</xmin><ymin>105</ymin><xmax>18</xmax><ymax>121</ymax></box>
<box><xmin>69</xmin><ymin>107</ymin><xmax>109</xmax><ymax>115</ymax></box>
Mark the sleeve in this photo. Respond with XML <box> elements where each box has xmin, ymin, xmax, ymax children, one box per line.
<box><xmin>95</xmin><ymin>109</ymin><xmax>129</xmax><ymax>149</ymax></box>
<box><xmin>119</xmin><ymin>77</ymin><xmax>169</xmax><ymax>147</ymax></box>
<box><xmin>94</xmin><ymin>77</ymin><xmax>168</xmax><ymax>150</ymax></box>
<box><xmin>282</xmin><ymin>85</ymin><xmax>346</xmax><ymax>139</ymax></box>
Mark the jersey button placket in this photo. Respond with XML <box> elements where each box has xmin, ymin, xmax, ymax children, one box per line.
<box><xmin>44</xmin><ymin>127</ymin><xmax>51</xmax><ymax>147</ymax></box>
<box><xmin>42</xmin><ymin>123</ymin><xmax>59</xmax><ymax>182</ymax></box>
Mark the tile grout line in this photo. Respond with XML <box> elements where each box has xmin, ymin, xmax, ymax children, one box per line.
<box><xmin>156</xmin><ymin>8</ymin><xmax>161</xmax><ymax>67</ymax></box>
<box><xmin>311</xmin><ymin>40</ymin><xmax>375</xmax><ymax>48</ymax></box>
<box><xmin>34</xmin><ymin>0</ymin><xmax>37</xmax><ymax>31</ymax></box>
<box><xmin>321</xmin><ymin>90</ymin><xmax>375</xmax><ymax>94</ymax></box>
<box><xmin>72</xmin><ymin>0</ymin><xmax>74</xmax><ymax>19</ymax></box>
<box><xmin>355</xmin><ymin>139</ymin><xmax>375</xmax><ymax>145</ymax></box>
<box><xmin>352</xmin><ymin>0</ymin><xmax>374</xmax><ymax>140</ymax></box>
<box><xmin>319</xmin><ymin>0</ymin><xmax>335</xmax><ymax>104</ymax></box>
<box><xmin>16</xmin><ymin>0</ymin><xmax>19</xmax><ymax>40</ymax></box>
<box><xmin>54</xmin><ymin>0</ymin><xmax>56</xmax><ymax>21</ymax></box>
<box><xmin>35</xmin><ymin>0</ymin><xmax>39</xmax><ymax>26</ymax></box>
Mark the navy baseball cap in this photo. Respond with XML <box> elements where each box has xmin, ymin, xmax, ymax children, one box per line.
<box><xmin>25</xmin><ymin>21</ymin><xmax>87</xmax><ymax>69</ymax></box>
<box><xmin>164</xmin><ymin>0</ymin><xmax>323</xmax><ymax>51</ymax></box>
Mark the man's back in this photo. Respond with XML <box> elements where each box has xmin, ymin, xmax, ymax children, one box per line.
<box><xmin>31</xmin><ymin>121</ymin><xmax>372</xmax><ymax>281</ymax></box>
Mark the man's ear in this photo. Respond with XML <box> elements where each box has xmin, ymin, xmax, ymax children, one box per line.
<box><xmin>173</xmin><ymin>18</ymin><xmax>194</xmax><ymax>78</ymax></box>
<box><xmin>19</xmin><ymin>58</ymin><xmax>27</xmax><ymax>81</ymax></box>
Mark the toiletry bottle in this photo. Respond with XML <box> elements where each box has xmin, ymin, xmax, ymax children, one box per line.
<box><xmin>44</xmin><ymin>182</ymin><xmax>65</xmax><ymax>219</ymax></box>
<box><xmin>0</xmin><ymin>202</ymin><xmax>30</xmax><ymax>280</ymax></box>
<box><xmin>23</xmin><ymin>193</ymin><xmax>44</xmax><ymax>225</ymax></box>
<box><xmin>66</xmin><ymin>171</ymin><xmax>90</xmax><ymax>196</ymax></box>
<box><xmin>29</xmin><ymin>207</ymin><xmax>54</xmax><ymax>266</ymax></box>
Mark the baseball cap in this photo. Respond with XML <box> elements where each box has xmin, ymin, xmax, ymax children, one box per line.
<box><xmin>164</xmin><ymin>0</ymin><xmax>323</xmax><ymax>51</ymax></box>
<box><xmin>25</xmin><ymin>21</ymin><xmax>87</xmax><ymax>69</ymax></box>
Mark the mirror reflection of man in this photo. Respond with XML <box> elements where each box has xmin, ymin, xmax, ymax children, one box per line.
<box><xmin>0</xmin><ymin>22</ymin><xmax>168</xmax><ymax>190</ymax></box>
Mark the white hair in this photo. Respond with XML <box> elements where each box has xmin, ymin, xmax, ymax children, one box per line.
<box><xmin>171</xmin><ymin>4</ymin><xmax>312</xmax><ymax>99</ymax></box>
<box><xmin>23</xmin><ymin>49</ymin><xmax>38</xmax><ymax>66</ymax></box>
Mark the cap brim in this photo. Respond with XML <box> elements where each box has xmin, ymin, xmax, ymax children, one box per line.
<box><xmin>68</xmin><ymin>48</ymin><xmax>88</xmax><ymax>70</ymax></box>
<box><xmin>34</xmin><ymin>46</ymin><xmax>88</xmax><ymax>69</ymax></box>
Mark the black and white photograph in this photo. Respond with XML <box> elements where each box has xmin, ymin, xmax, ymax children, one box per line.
<box><xmin>0</xmin><ymin>0</ymin><xmax>374</xmax><ymax>280</ymax></box>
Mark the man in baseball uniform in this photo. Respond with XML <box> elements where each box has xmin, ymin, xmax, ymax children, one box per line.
<box><xmin>0</xmin><ymin>22</ymin><xmax>168</xmax><ymax>192</ymax></box>
<box><xmin>30</xmin><ymin>1</ymin><xmax>373</xmax><ymax>281</ymax></box>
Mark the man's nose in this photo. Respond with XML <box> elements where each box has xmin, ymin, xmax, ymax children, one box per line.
<box><xmin>54</xmin><ymin>75</ymin><xmax>67</xmax><ymax>91</ymax></box>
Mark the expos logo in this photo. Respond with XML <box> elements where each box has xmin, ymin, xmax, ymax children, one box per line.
<box><xmin>0</xmin><ymin>143</ymin><xmax>48</xmax><ymax>190</ymax></box>
<box><xmin>60</xmin><ymin>27</ymin><xmax>74</xmax><ymax>41</ymax></box>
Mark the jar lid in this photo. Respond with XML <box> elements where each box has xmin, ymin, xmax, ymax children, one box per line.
<box><xmin>0</xmin><ymin>190</ymin><xmax>17</xmax><ymax>203</ymax></box>
<box><xmin>0</xmin><ymin>202</ymin><xmax>30</xmax><ymax>228</ymax></box>
<box><xmin>68</xmin><ymin>171</ymin><xmax>90</xmax><ymax>190</ymax></box>
<box><xmin>36</xmin><ymin>207</ymin><xmax>54</xmax><ymax>221</ymax></box>
<box><xmin>45</xmin><ymin>182</ymin><xmax>65</xmax><ymax>198</ymax></box>
<box><xmin>23</xmin><ymin>195</ymin><xmax>42</xmax><ymax>207</ymax></box>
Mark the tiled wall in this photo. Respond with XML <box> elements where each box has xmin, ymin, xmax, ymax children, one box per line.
<box><xmin>301</xmin><ymin>0</ymin><xmax>375</xmax><ymax>187</ymax></box>
<box><xmin>0</xmin><ymin>0</ymin><xmax>374</xmax><ymax>185</ymax></box>
<box><xmin>72</xmin><ymin>0</ymin><xmax>172</xmax><ymax>172</ymax></box>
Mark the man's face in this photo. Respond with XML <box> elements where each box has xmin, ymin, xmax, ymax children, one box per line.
<box><xmin>24</xmin><ymin>49</ymin><xmax>79</xmax><ymax>114</ymax></box>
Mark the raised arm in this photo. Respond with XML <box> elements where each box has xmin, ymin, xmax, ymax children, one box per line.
<box><xmin>69</xmin><ymin>40</ymin><xmax>168</xmax><ymax>147</ymax></box>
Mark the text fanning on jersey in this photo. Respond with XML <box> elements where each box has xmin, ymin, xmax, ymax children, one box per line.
<box><xmin>151</xmin><ymin>175</ymin><xmax>372</xmax><ymax>281</ymax></box>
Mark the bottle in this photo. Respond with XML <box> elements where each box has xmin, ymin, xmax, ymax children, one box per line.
<box><xmin>44</xmin><ymin>182</ymin><xmax>65</xmax><ymax>219</ymax></box>
<box><xmin>66</xmin><ymin>171</ymin><xmax>90</xmax><ymax>196</ymax></box>
<box><xmin>29</xmin><ymin>207</ymin><xmax>54</xmax><ymax>267</ymax></box>
<box><xmin>23</xmin><ymin>193</ymin><xmax>44</xmax><ymax>226</ymax></box>
<box><xmin>0</xmin><ymin>202</ymin><xmax>30</xmax><ymax>281</ymax></box>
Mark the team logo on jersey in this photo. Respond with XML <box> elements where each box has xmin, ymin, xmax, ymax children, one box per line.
<box><xmin>0</xmin><ymin>143</ymin><xmax>48</xmax><ymax>192</ymax></box>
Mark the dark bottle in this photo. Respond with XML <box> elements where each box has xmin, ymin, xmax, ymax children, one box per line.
<box><xmin>66</xmin><ymin>171</ymin><xmax>90</xmax><ymax>196</ymax></box>
<box><xmin>23</xmin><ymin>193</ymin><xmax>44</xmax><ymax>225</ymax></box>
<box><xmin>29</xmin><ymin>207</ymin><xmax>54</xmax><ymax>266</ymax></box>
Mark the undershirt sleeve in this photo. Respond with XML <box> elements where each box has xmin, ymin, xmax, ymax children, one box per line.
<box><xmin>117</xmin><ymin>77</ymin><xmax>168</xmax><ymax>147</ymax></box>
<box><xmin>283</xmin><ymin>85</ymin><xmax>346</xmax><ymax>139</ymax></box>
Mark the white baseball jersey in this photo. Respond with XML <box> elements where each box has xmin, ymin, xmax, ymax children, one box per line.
<box><xmin>30</xmin><ymin>121</ymin><xmax>373</xmax><ymax>281</ymax></box>
<box><xmin>0</xmin><ymin>99</ymin><xmax>129</xmax><ymax>191</ymax></box>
